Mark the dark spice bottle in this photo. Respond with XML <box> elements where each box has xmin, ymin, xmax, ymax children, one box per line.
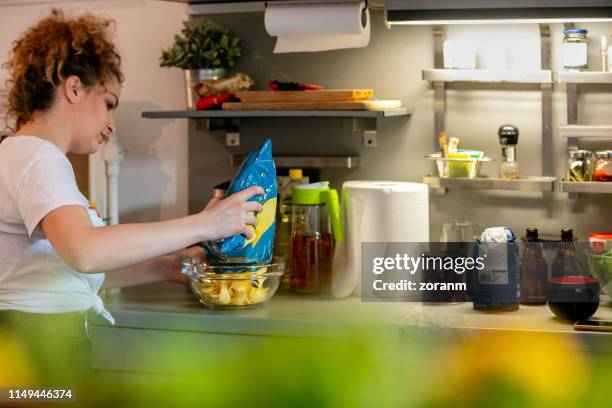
<box><xmin>519</xmin><ymin>228</ymin><xmax>548</xmax><ymax>305</ymax></box>
<box><xmin>551</xmin><ymin>229</ymin><xmax>584</xmax><ymax>279</ymax></box>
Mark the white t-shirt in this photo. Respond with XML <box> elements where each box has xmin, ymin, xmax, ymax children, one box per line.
<box><xmin>0</xmin><ymin>136</ymin><xmax>113</xmax><ymax>324</ymax></box>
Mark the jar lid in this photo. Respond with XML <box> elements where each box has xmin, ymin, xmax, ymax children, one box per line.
<box><xmin>569</xmin><ymin>149</ymin><xmax>592</xmax><ymax>159</ymax></box>
<box><xmin>564</xmin><ymin>28</ymin><xmax>588</xmax><ymax>34</ymax></box>
<box><xmin>594</xmin><ymin>150</ymin><xmax>612</xmax><ymax>158</ymax></box>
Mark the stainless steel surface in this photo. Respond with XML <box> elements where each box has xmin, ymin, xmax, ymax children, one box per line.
<box><xmin>557</xmin><ymin>71</ymin><xmax>612</xmax><ymax>83</ymax></box>
<box><xmin>540</xmin><ymin>24</ymin><xmax>553</xmax><ymax>184</ymax></box>
<box><xmin>422</xmin><ymin>69</ymin><xmax>553</xmax><ymax>83</ymax></box>
<box><xmin>433</xmin><ymin>25</ymin><xmax>444</xmax><ymax>70</ymax></box>
<box><xmin>559</xmin><ymin>125</ymin><xmax>612</xmax><ymax>139</ymax></box>
<box><xmin>433</xmin><ymin>81</ymin><xmax>445</xmax><ymax>149</ymax></box>
<box><xmin>539</xmin><ymin>24</ymin><xmax>551</xmax><ymax>71</ymax></box>
<box><xmin>92</xmin><ymin>282</ymin><xmax>612</xmax><ymax>339</ymax></box>
<box><xmin>566</xmin><ymin>83</ymin><xmax>579</xmax><ymax>150</ymax></box>
<box><xmin>142</xmin><ymin>108</ymin><xmax>412</xmax><ymax>118</ymax></box>
<box><xmin>433</xmin><ymin>26</ymin><xmax>445</xmax><ymax>151</ymax></box>
<box><xmin>560</xmin><ymin>181</ymin><xmax>612</xmax><ymax>194</ymax></box>
<box><xmin>385</xmin><ymin>0</ymin><xmax>612</xmax><ymax>24</ymax></box>
<box><xmin>231</xmin><ymin>155</ymin><xmax>361</xmax><ymax>169</ymax></box>
<box><xmin>541</xmin><ymin>83</ymin><xmax>553</xmax><ymax>176</ymax></box>
<box><xmin>423</xmin><ymin>176</ymin><xmax>557</xmax><ymax>192</ymax></box>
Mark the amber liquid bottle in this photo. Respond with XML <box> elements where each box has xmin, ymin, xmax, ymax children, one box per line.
<box><xmin>551</xmin><ymin>229</ymin><xmax>584</xmax><ymax>279</ymax></box>
<box><xmin>519</xmin><ymin>228</ymin><xmax>548</xmax><ymax>305</ymax></box>
<box><xmin>291</xmin><ymin>233</ymin><xmax>334</xmax><ymax>294</ymax></box>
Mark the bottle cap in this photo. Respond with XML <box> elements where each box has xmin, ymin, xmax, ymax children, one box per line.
<box><xmin>561</xmin><ymin>228</ymin><xmax>574</xmax><ymax>242</ymax></box>
<box><xmin>594</xmin><ymin>150</ymin><xmax>612</xmax><ymax>159</ymax></box>
<box><xmin>569</xmin><ymin>149</ymin><xmax>592</xmax><ymax>160</ymax></box>
<box><xmin>564</xmin><ymin>28</ymin><xmax>587</xmax><ymax>34</ymax></box>
<box><xmin>288</xmin><ymin>168</ymin><xmax>303</xmax><ymax>179</ymax></box>
<box><xmin>498</xmin><ymin>124</ymin><xmax>519</xmax><ymax>145</ymax></box>
<box><xmin>526</xmin><ymin>228</ymin><xmax>539</xmax><ymax>241</ymax></box>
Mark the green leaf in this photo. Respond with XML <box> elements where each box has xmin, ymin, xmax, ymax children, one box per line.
<box><xmin>159</xmin><ymin>18</ymin><xmax>241</xmax><ymax>69</ymax></box>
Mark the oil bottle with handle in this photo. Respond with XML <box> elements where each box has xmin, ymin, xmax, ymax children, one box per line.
<box><xmin>291</xmin><ymin>182</ymin><xmax>344</xmax><ymax>294</ymax></box>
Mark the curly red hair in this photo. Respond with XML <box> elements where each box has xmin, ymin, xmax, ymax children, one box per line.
<box><xmin>3</xmin><ymin>9</ymin><xmax>124</xmax><ymax>131</ymax></box>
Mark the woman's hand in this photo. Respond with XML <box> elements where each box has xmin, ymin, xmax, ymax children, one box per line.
<box><xmin>164</xmin><ymin>246</ymin><xmax>204</xmax><ymax>284</ymax></box>
<box><xmin>197</xmin><ymin>185</ymin><xmax>264</xmax><ymax>242</ymax></box>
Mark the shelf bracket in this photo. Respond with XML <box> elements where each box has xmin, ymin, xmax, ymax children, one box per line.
<box><xmin>564</xmin><ymin>22</ymin><xmax>580</xmax><ymax>198</ymax></box>
<box><xmin>433</xmin><ymin>25</ymin><xmax>446</xmax><ymax>151</ymax></box>
<box><xmin>540</xmin><ymin>23</ymin><xmax>554</xmax><ymax>202</ymax></box>
<box><xmin>341</xmin><ymin>117</ymin><xmax>379</xmax><ymax>146</ymax></box>
<box><xmin>196</xmin><ymin>118</ymin><xmax>241</xmax><ymax>147</ymax></box>
<box><xmin>540</xmin><ymin>24</ymin><xmax>553</xmax><ymax>177</ymax></box>
<box><xmin>196</xmin><ymin>118</ymin><xmax>240</xmax><ymax>133</ymax></box>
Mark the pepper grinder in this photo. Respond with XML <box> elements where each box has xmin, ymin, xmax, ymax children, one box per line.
<box><xmin>498</xmin><ymin>124</ymin><xmax>520</xmax><ymax>179</ymax></box>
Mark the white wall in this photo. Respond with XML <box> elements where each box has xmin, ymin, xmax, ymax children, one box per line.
<box><xmin>0</xmin><ymin>0</ymin><xmax>189</xmax><ymax>222</ymax></box>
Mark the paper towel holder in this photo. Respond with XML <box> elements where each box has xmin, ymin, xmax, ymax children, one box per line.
<box><xmin>265</xmin><ymin>0</ymin><xmax>369</xmax><ymax>17</ymax></box>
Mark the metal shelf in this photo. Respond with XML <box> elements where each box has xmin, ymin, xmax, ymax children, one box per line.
<box><xmin>423</xmin><ymin>176</ymin><xmax>557</xmax><ymax>192</ymax></box>
<box><xmin>422</xmin><ymin>69</ymin><xmax>553</xmax><ymax>84</ymax></box>
<box><xmin>556</xmin><ymin>71</ymin><xmax>612</xmax><ymax>84</ymax></box>
<box><xmin>142</xmin><ymin>108</ymin><xmax>412</xmax><ymax>119</ymax></box>
<box><xmin>231</xmin><ymin>155</ymin><xmax>360</xmax><ymax>169</ymax></box>
<box><xmin>559</xmin><ymin>125</ymin><xmax>612</xmax><ymax>139</ymax></box>
<box><xmin>560</xmin><ymin>181</ymin><xmax>612</xmax><ymax>194</ymax></box>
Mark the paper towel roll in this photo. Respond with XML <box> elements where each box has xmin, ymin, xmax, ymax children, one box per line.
<box><xmin>331</xmin><ymin>181</ymin><xmax>430</xmax><ymax>299</ymax></box>
<box><xmin>264</xmin><ymin>2</ymin><xmax>370</xmax><ymax>53</ymax></box>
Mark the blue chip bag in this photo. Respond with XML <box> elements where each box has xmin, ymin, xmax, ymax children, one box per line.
<box><xmin>203</xmin><ymin>139</ymin><xmax>277</xmax><ymax>265</ymax></box>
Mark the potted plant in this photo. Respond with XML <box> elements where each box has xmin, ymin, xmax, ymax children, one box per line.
<box><xmin>160</xmin><ymin>19</ymin><xmax>241</xmax><ymax>108</ymax></box>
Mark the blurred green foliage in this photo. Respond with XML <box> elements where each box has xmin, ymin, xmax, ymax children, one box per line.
<box><xmin>4</xmin><ymin>319</ymin><xmax>612</xmax><ymax>408</ymax></box>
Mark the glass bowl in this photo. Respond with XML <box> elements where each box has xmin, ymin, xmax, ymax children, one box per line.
<box><xmin>426</xmin><ymin>153</ymin><xmax>492</xmax><ymax>178</ymax></box>
<box><xmin>586</xmin><ymin>251</ymin><xmax>612</xmax><ymax>297</ymax></box>
<box><xmin>181</xmin><ymin>257</ymin><xmax>285</xmax><ymax>309</ymax></box>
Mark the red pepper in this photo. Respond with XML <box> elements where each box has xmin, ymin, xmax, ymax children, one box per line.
<box><xmin>268</xmin><ymin>80</ymin><xmax>323</xmax><ymax>91</ymax></box>
<box><xmin>195</xmin><ymin>91</ymin><xmax>234</xmax><ymax>110</ymax></box>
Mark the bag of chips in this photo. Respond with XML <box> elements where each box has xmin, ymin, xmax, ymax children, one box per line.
<box><xmin>203</xmin><ymin>139</ymin><xmax>277</xmax><ymax>265</ymax></box>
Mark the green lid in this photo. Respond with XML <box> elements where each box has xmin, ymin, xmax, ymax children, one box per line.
<box><xmin>292</xmin><ymin>182</ymin><xmax>330</xmax><ymax>205</ymax></box>
<box><xmin>291</xmin><ymin>182</ymin><xmax>344</xmax><ymax>243</ymax></box>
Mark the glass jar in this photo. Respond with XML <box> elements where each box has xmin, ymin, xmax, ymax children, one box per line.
<box><xmin>567</xmin><ymin>149</ymin><xmax>592</xmax><ymax>182</ymax></box>
<box><xmin>563</xmin><ymin>28</ymin><xmax>588</xmax><ymax>71</ymax></box>
<box><xmin>593</xmin><ymin>150</ymin><xmax>612</xmax><ymax>182</ymax></box>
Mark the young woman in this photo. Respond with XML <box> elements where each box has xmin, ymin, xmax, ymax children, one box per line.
<box><xmin>0</xmin><ymin>10</ymin><xmax>262</xmax><ymax>387</ymax></box>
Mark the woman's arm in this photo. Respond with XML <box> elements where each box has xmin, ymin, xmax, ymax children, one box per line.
<box><xmin>101</xmin><ymin>246</ymin><xmax>202</xmax><ymax>289</ymax></box>
<box><xmin>41</xmin><ymin>186</ymin><xmax>263</xmax><ymax>274</ymax></box>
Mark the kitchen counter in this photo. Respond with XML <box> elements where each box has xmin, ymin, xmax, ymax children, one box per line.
<box><xmin>89</xmin><ymin>283</ymin><xmax>612</xmax><ymax>374</ymax></box>
<box><xmin>93</xmin><ymin>283</ymin><xmax>612</xmax><ymax>339</ymax></box>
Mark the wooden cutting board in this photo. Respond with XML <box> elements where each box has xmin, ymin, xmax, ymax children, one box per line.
<box><xmin>235</xmin><ymin>89</ymin><xmax>374</xmax><ymax>102</ymax></box>
<box><xmin>223</xmin><ymin>99</ymin><xmax>402</xmax><ymax>111</ymax></box>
